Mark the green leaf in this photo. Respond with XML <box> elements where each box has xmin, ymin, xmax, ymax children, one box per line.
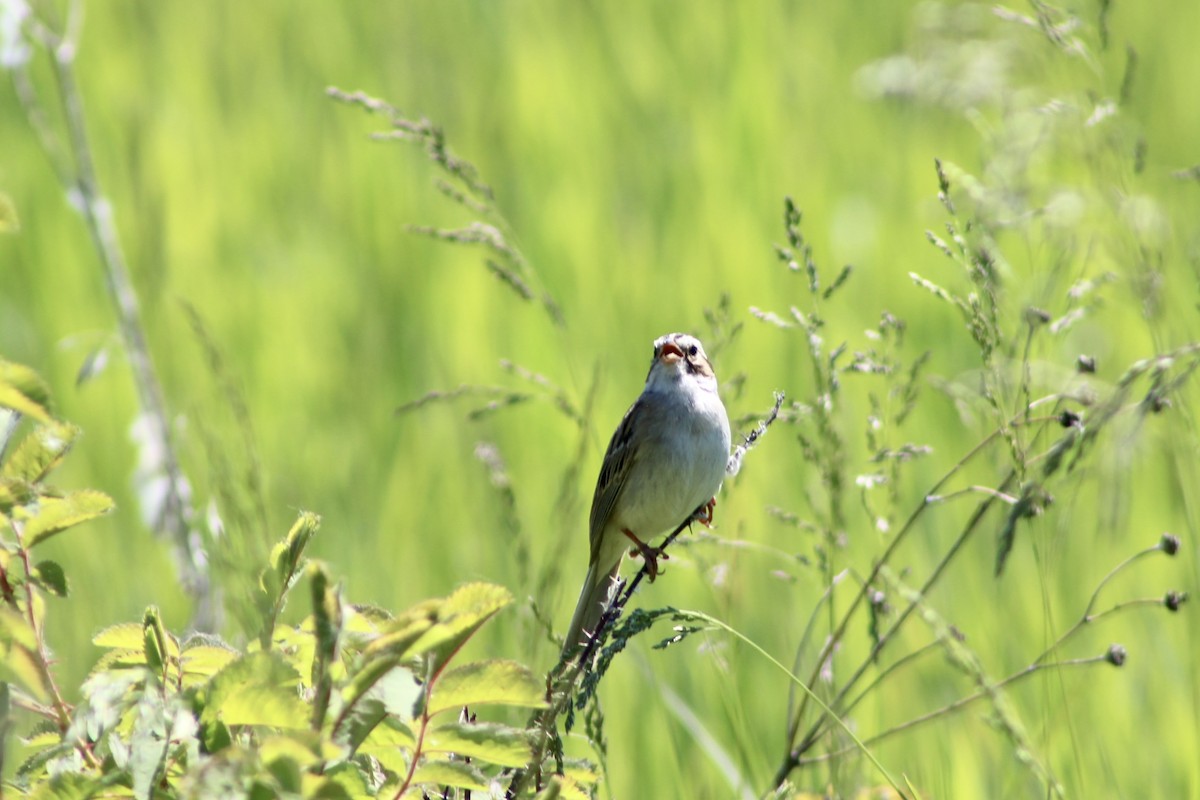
<box><xmin>358</xmin><ymin>715</ymin><xmax>415</xmax><ymax>752</ymax></box>
<box><xmin>321</xmin><ymin>762</ymin><xmax>372</xmax><ymax>799</ymax></box>
<box><xmin>19</xmin><ymin>490</ymin><xmax>115</xmax><ymax>548</ymax></box>
<box><xmin>93</xmin><ymin>623</ymin><xmax>145</xmax><ymax>650</ymax></box>
<box><xmin>309</xmin><ymin>562</ymin><xmax>341</xmax><ymax>730</ymax></box>
<box><xmin>409</xmin><ymin>758</ymin><xmax>489</xmax><ymax>792</ymax></box>
<box><xmin>32</xmin><ymin>560</ymin><xmax>68</xmax><ymax>597</ymax></box>
<box><xmin>202</xmin><ymin>651</ymin><xmax>307</xmax><ymax>729</ymax></box>
<box><xmin>89</xmin><ymin>648</ymin><xmax>146</xmax><ymax>674</ymax></box>
<box><xmin>424</xmin><ymin>720</ymin><xmax>534</xmax><ymax>768</ymax></box>
<box><xmin>28</xmin><ymin>772</ymin><xmax>104</xmax><ymax>800</ymax></box>
<box><xmin>128</xmin><ymin>685</ymin><xmax>172</xmax><ymax>800</ymax></box>
<box><xmin>180</xmin><ymin>643</ymin><xmax>239</xmax><ymax>684</ymax></box>
<box><xmin>0</xmin><ymin>477</ymin><xmax>35</xmax><ymax>511</ymax></box>
<box><xmin>0</xmin><ymin>606</ymin><xmax>38</xmax><ymax>653</ymax></box>
<box><xmin>427</xmin><ymin>659</ymin><xmax>546</xmax><ymax>717</ymax></box>
<box><xmin>1</xmin><ymin>421</ymin><xmax>79</xmax><ymax>484</ymax></box>
<box><xmin>262</xmin><ymin>512</ymin><xmax>321</xmax><ymax>598</ymax></box>
<box><xmin>310</xmin><ymin>563</ymin><xmax>340</xmax><ymax>665</ymax></box>
<box><xmin>201</xmin><ymin>718</ymin><xmax>232</xmax><ymax>754</ymax></box>
<box><xmin>76</xmin><ymin>669</ymin><xmax>145</xmax><ymax>744</ymax></box>
<box><xmin>344</xmin><ymin>601</ymin><xmax>441</xmax><ymax>711</ymax></box>
<box><xmin>142</xmin><ymin>606</ymin><xmax>172</xmax><ymax>677</ymax></box>
<box><xmin>361</xmin><ymin>601</ymin><xmax>438</xmax><ymax>660</ymax></box>
<box><xmin>93</xmin><ymin>622</ymin><xmax>179</xmax><ymax>662</ymax></box>
<box><xmin>266</xmin><ymin>754</ymin><xmax>303</xmax><ymax>794</ymax></box>
<box><xmin>340</xmin><ymin>654</ymin><xmax>402</xmax><ymax>715</ymax></box>
<box><xmin>259</xmin><ymin>732</ymin><xmax>322</xmax><ymax>769</ymax></box>
<box><xmin>0</xmin><ymin>360</ymin><xmax>52</xmax><ymax>422</ymax></box>
<box><xmin>356</xmin><ymin>715</ymin><xmax>414</xmax><ymax>774</ymax></box>
<box><xmin>305</xmin><ymin>777</ymin><xmax>354</xmax><ymax>800</ymax></box>
<box><xmin>256</xmin><ymin>511</ymin><xmax>321</xmax><ymax>647</ymax></box>
<box><xmin>535</xmin><ymin>773</ymin><xmax>594</xmax><ymax>800</ymax></box>
<box><xmin>403</xmin><ymin>583</ymin><xmax>512</xmax><ymax>667</ymax></box>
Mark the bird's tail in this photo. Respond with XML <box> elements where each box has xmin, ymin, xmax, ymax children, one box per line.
<box><xmin>562</xmin><ymin>561</ymin><xmax>622</xmax><ymax>658</ymax></box>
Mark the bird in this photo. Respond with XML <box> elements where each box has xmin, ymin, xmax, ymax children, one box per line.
<box><xmin>562</xmin><ymin>332</ymin><xmax>732</xmax><ymax>656</ymax></box>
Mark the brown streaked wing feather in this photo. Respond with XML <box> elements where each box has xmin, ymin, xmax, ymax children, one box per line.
<box><xmin>587</xmin><ymin>398</ymin><xmax>641</xmax><ymax>562</ymax></box>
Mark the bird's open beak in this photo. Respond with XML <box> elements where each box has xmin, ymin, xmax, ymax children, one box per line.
<box><xmin>659</xmin><ymin>341</ymin><xmax>684</xmax><ymax>364</ymax></box>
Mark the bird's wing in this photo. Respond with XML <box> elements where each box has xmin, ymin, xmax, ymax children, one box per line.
<box><xmin>587</xmin><ymin>397</ymin><xmax>642</xmax><ymax>564</ymax></box>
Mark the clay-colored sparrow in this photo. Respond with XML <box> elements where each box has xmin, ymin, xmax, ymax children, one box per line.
<box><xmin>563</xmin><ymin>333</ymin><xmax>731</xmax><ymax>654</ymax></box>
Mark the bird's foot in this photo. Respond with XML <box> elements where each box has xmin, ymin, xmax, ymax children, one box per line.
<box><xmin>622</xmin><ymin>528</ymin><xmax>668</xmax><ymax>581</ymax></box>
<box><xmin>693</xmin><ymin>497</ymin><xmax>717</xmax><ymax>527</ymax></box>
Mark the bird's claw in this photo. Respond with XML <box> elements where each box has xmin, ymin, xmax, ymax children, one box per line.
<box><xmin>693</xmin><ymin>497</ymin><xmax>717</xmax><ymax>527</ymax></box>
<box><xmin>622</xmin><ymin>529</ymin><xmax>668</xmax><ymax>581</ymax></box>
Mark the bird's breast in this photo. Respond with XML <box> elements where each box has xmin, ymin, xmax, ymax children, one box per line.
<box><xmin>610</xmin><ymin>387</ymin><xmax>731</xmax><ymax>538</ymax></box>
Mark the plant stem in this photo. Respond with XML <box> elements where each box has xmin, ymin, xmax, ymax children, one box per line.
<box><xmin>11</xmin><ymin>520</ymin><xmax>71</xmax><ymax>731</ymax></box>
<box><xmin>17</xmin><ymin>5</ymin><xmax>214</xmax><ymax>629</ymax></box>
<box><xmin>776</xmin><ymin>412</ymin><xmax>1061</xmax><ymax>788</ymax></box>
<box><xmin>796</xmin><ymin>654</ymin><xmax>1109</xmax><ymax>766</ymax></box>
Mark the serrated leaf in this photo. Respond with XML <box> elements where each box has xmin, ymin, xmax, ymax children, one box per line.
<box><xmin>94</xmin><ymin>623</ymin><xmax>145</xmax><ymax>650</ymax></box>
<box><xmin>409</xmin><ymin>758</ymin><xmax>489</xmax><ymax>792</ymax></box>
<box><xmin>0</xmin><ymin>361</ymin><xmax>52</xmax><ymax>422</ymax></box>
<box><xmin>302</xmin><ymin>775</ymin><xmax>355</xmax><ymax>800</ymax></box>
<box><xmin>89</xmin><ymin>647</ymin><xmax>147</xmax><ymax>674</ymax></box>
<box><xmin>424</xmin><ymin>720</ymin><xmax>533</xmax><ymax>767</ymax></box>
<box><xmin>267</xmin><ymin>626</ymin><xmax>317</xmax><ymax>693</ymax></box>
<box><xmin>28</xmin><ymin>772</ymin><xmax>104</xmax><ymax>800</ymax></box>
<box><xmin>356</xmin><ymin>715</ymin><xmax>414</xmax><ymax>774</ymax></box>
<box><xmin>535</xmin><ymin>773</ymin><xmax>593</xmax><ymax>800</ymax></box>
<box><xmin>334</xmin><ymin>697</ymin><xmax>387</xmax><ymax>754</ymax></box>
<box><xmin>341</xmin><ymin>655</ymin><xmax>401</xmax><ymax>714</ymax></box>
<box><xmin>259</xmin><ymin>733</ymin><xmax>323</xmax><ymax>769</ymax></box>
<box><xmin>361</xmin><ymin>601</ymin><xmax>438</xmax><ymax>660</ymax></box>
<box><xmin>1</xmin><ymin>421</ymin><xmax>79</xmax><ymax>483</ymax></box>
<box><xmin>427</xmin><ymin>659</ymin><xmax>546</xmax><ymax>717</ymax></box>
<box><xmin>94</xmin><ymin>623</ymin><xmax>180</xmax><ymax>659</ymax></box>
<box><xmin>0</xmin><ymin>477</ymin><xmax>35</xmax><ymax>511</ymax></box>
<box><xmin>180</xmin><ymin>644</ymin><xmax>239</xmax><ymax>682</ymax></box>
<box><xmin>320</xmin><ymin>762</ymin><xmax>372</xmax><ymax>799</ymax></box>
<box><xmin>32</xmin><ymin>560</ymin><xmax>68</xmax><ymax>597</ymax></box>
<box><xmin>358</xmin><ymin>715</ymin><xmax>415</xmax><ymax>752</ymax></box>
<box><xmin>403</xmin><ymin>583</ymin><xmax>512</xmax><ymax>666</ymax></box>
<box><xmin>19</xmin><ymin>490</ymin><xmax>115</xmax><ymax>548</ymax></box>
<box><xmin>202</xmin><ymin>652</ymin><xmax>306</xmax><ymax>729</ymax></box>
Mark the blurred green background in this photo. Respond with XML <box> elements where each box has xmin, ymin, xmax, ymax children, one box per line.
<box><xmin>2</xmin><ymin>0</ymin><xmax>1198</xmax><ymax>796</ymax></box>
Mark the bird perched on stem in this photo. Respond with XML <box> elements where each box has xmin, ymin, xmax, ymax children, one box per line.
<box><xmin>563</xmin><ymin>332</ymin><xmax>732</xmax><ymax>655</ymax></box>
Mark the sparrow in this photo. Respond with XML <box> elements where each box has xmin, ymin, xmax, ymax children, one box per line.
<box><xmin>563</xmin><ymin>332</ymin><xmax>731</xmax><ymax>654</ymax></box>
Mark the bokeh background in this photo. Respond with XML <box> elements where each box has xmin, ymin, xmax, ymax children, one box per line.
<box><xmin>2</xmin><ymin>1</ymin><xmax>1198</xmax><ymax>796</ymax></box>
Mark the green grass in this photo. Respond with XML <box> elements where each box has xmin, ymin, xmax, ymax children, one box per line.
<box><xmin>2</xmin><ymin>0</ymin><xmax>1199</xmax><ymax>796</ymax></box>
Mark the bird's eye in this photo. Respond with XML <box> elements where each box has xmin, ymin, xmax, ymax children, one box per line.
<box><xmin>688</xmin><ymin>344</ymin><xmax>699</xmax><ymax>357</ymax></box>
